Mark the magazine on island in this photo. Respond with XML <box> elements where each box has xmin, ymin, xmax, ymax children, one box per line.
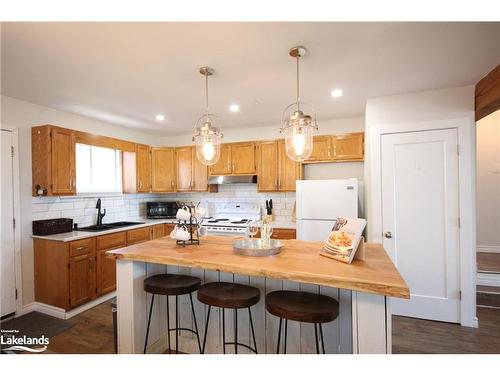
<box><xmin>322</xmin><ymin>217</ymin><xmax>367</xmax><ymax>264</ymax></box>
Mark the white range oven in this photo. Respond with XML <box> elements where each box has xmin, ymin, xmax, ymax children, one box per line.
<box><xmin>201</xmin><ymin>203</ymin><xmax>260</xmax><ymax>237</ymax></box>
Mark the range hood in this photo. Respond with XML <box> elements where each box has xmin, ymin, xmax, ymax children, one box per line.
<box><xmin>208</xmin><ymin>175</ymin><xmax>257</xmax><ymax>185</ymax></box>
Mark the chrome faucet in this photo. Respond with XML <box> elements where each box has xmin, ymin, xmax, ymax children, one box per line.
<box><xmin>96</xmin><ymin>198</ymin><xmax>106</xmax><ymax>226</ymax></box>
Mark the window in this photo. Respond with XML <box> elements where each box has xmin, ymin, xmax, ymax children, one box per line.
<box><xmin>76</xmin><ymin>143</ymin><xmax>122</xmax><ymax>193</ymax></box>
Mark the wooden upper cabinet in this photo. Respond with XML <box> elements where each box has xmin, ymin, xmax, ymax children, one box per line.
<box><xmin>136</xmin><ymin>144</ymin><xmax>151</xmax><ymax>192</ymax></box>
<box><xmin>306</xmin><ymin>136</ymin><xmax>332</xmax><ymax>163</ymax></box>
<box><xmin>257</xmin><ymin>141</ymin><xmax>279</xmax><ymax>192</ymax></box>
<box><xmin>191</xmin><ymin>148</ymin><xmax>208</xmax><ymax>192</ymax></box>
<box><xmin>209</xmin><ymin>144</ymin><xmax>231</xmax><ymax>175</ymax></box>
<box><xmin>332</xmin><ymin>132</ymin><xmax>364</xmax><ymax>161</ymax></box>
<box><xmin>176</xmin><ymin>147</ymin><xmax>193</xmax><ymax>191</ymax></box>
<box><xmin>32</xmin><ymin>125</ymin><xmax>76</xmax><ymax>196</ymax></box>
<box><xmin>230</xmin><ymin>142</ymin><xmax>256</xmax><ymax>174</ymax></box>
<box><xmin>278</xmin><ymin>141</ymin><xmax>302</xmax><ymax>191</ymax></box>
<box><xmin>151</xmin><ymin>147</ymin><xmax>176</xmax><ymax>192</ymax></box>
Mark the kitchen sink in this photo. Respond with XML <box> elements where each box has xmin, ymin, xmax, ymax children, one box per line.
<box><xmin>77</xmin><ymin>221</ymin><xmax>144</xmax><ymax>232</ymax></box>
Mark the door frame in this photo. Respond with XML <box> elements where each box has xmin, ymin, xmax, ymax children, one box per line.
<box><xmin>1</xmin><ymin>128</ymin><xmax>23</xmax><ymax>317</ymax></box>
<box><xmin>366</xmin><ymin>117</ymin><xmax>477</xmax><ymax>328</ymax></box>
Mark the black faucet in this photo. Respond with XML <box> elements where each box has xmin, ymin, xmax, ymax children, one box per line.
<box><xmin>96</xmin><ymin>198</ymin><xmax>106</xmax><ymax>226</ymax></box>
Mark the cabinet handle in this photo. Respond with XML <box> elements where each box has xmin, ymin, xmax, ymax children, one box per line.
<box><xmin>171</xmin><ymin>180</ymin><xmax>175</xmax><ymax>189</ymax></box>
<box><xmin>327</xmin><ymin>146</ymin><xmax>331</xmax><ymax>158</ymax></box>
<box><xmin>232</xmin><ymin>163</ymin><xmax>236</xmax><ymax>173</ymax></box>
<box><xmin>139</xmin><ymin>180</ymin><xmax>142</xmax><ymax>189</ymax></box>
<box><xmin>192</xmin><ymin>180</ymin><xmax>195</xmax><ymax>189</ymax></box>
<box><xmin>278</xmin><ymin>180</ymin><xmax>281</xmax><ymax>189</ymax></box>
<box><xmin>89</xmin><ymin>257</ymin><xmax>93</xmax><ymax>271</ymax></box>
<box><xmin>333</xmin><ymin>146</ymin><xmax>337</xmax><ymax>157</ymax></box>
<box><xmin>227</xmin><ymin>162</ymin><xmax>231</xmax><ymax>171</ymax></box>
<box><xmin>275</xmin><ymin>180</ymin><xmax>278</xmax><ymax>189</ymax></box>
<box><xmin>76</xmin><ymin>246</ymin><xmax>87</xmax><ymax>251</ymax></box>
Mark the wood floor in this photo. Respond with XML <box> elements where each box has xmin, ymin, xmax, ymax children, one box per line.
<box><xmin>477</xmin><ymin>252</ymin><xmax>500</xmax><ymax>273</ymax></box>
<box><xmin>21</xmin><ymin>301</ymin><xmax>500</xmax><ymax>354</ymax></box>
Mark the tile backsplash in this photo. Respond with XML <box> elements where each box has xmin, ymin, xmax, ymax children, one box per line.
<box><xmin>31</xmin><ymin>184</ymin><xmax>296</xmax><ymax>228</ymax></box>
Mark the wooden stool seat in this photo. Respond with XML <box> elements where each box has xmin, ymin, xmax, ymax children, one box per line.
<box><xmin>197</xmin><ymin>282</ymin><xmax>260</xmax><ymax>309</ymax></box>
<box><xmin>266</xmin><ymin>290</ymin><xmax>339</xmax><ymax>323</ymax></box>
<box><xmin>143</xmin><ymin>273</ymin><xmax>201</xmax><ymax>296</ymax></box>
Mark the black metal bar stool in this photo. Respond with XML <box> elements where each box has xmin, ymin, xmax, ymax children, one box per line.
<box><xmin>143</xmin><ymin>273</ymin><xmax>202</xmax><ymax>354</ymax></box>
<box><xmin>197</xmin><ymin>282</ymin><xmax>260</xmax><ymax>354</ymax></box>
<box><xmin>265</xmin><ymin>290</ymin><xmax>339</xmax><ymax>354</ymax></box>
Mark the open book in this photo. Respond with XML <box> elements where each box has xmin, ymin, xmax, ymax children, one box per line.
<box><xmin>322</xmin><ymin>217</ymin><xmax>367</xmax><ymax>264</ymax></box>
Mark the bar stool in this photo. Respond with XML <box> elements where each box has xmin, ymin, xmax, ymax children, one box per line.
<box><xmin>143</xmin><ymin>273</ymin><xmax>202</xmax><ymax>354</ymax></box>
<box><xmin>197</xmin><ymin>282</ymin><xmax>260</xmax><ymax>354</ymax></box>
<box><xmin>266</xmin><ymin>290</ymin><xmax>339</xmax><ymax>354</ymax></box>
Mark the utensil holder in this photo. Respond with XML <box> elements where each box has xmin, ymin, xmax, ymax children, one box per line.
<box><xmin>175</xmin><ymin>205</ymin><xmax>200</xmax><ymax>247</ymax></box>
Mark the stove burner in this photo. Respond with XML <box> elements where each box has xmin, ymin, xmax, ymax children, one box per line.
<box><xmin>230</xmin><ymin>219</ymin><xmax>251</xmax><ymax>224</ymax></box>
<box><xmin>207</xmin><ymin>218</ymin><xmax>230</xmax><ymax>223</ymax></box>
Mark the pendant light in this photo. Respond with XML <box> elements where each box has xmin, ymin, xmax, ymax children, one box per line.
<box><xmin>280</xmin><ymin>46</ymin><xmax>318</xmax><ymax>162</ymax></box>
<box><xmin>192</xmin><ymin>66</ymin><xmax>223</xmax><ymax>166</ymax></box>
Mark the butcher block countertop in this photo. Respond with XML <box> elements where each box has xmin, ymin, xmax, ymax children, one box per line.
<box><xmin>107</xmin><ymin>236</ymin><xmax>409</xmax><ymax>299</ymax></box>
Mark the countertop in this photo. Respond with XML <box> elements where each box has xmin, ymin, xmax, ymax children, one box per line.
<box><xmin>31</xmin><ymin>219</ymin><xmax>178</xmax><ymax>242</ymax></box>
<box><xmin>107</xmin><ymin>236</ymin><xmax>409</xmax><ymax>299</ymax></box>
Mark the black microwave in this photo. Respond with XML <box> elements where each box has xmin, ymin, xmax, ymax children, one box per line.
<box><xmin>146</xmin><ymin>202</ymin><xmax>178</xmax><ymax>219</ymax></box>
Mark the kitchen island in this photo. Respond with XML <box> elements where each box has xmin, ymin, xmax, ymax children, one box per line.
<box><xmin>107</xmin><ymin>236</ymin><xmax>409</xmax><ymax>354</ymax></box>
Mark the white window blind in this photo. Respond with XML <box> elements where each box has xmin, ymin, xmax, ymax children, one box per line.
<box><xmin>76</xmin><ymin>143</ymin><xmax>122</xmax><ymax>193</ymax></box>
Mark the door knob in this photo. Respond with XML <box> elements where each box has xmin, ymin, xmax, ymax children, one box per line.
<box><xmin>384</xmin><ymin>232</ymin><xmax>393</xmax><ymax>239</ymax></box>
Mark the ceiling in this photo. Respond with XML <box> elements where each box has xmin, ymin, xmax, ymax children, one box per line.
<box><xmin>2</xmin><ymin>22</ymin><xmax>499</xmax><ymax>135</ymax></box>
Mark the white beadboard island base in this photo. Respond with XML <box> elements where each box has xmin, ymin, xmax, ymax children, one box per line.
<box><xmin>111</xmin><ymin>236</ymin><xmax>405</xmax><ymax>354</ymax></box>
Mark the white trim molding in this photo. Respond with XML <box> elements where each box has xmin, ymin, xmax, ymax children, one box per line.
<box><xmin>477</xmin><ymin>246</ymin><xmax>500</xmax><ymax>254</ymax></box>
<box><xmin>477</xmin><ymin>272</ymin><xmax>500</xmax><ymax>287</ymax></box>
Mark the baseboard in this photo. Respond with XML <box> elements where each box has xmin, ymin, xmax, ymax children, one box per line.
<box><xmin>33</xmin><ymin>302</ymin><xmax>67</xmax><ymax>319</ymax></box>
<box><xmin>65</xmin><ymin>292</ymin><xmax>116</xmax><ymax>319</ymax></box>
<box><xmin>477</xmin><ymin>272</ymin><xmax>500</xmax><ymax>287</ymax></box>
<box><xmin>477</xmin><ymin>246</ymin><xmax>500</xmax><ymax>254</ymax></box>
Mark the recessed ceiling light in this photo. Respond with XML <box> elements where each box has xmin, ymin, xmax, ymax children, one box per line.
<box><xmin>155</xmin><ymin>114</ymin><xmax>165</xmax><ymax>121</ymax></box>
<box><xmin>330</xmin><ymin>89</ymin><xmax>343</xmax><ymax>98</ymax></box>
<box><xmin>229</xmin><ymin>104</ymin><xmax>240</xmax><ymax>112</ymax></box>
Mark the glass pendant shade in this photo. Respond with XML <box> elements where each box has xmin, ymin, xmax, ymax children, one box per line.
<box><xmin>193</xmin><ymin>115</ymin><xmax>222</xmax><ymax>166</ymax></box>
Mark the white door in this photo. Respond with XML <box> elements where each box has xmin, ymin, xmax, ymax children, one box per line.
<box><xmin>1</xmin><ymin>130</ymin><xmax>17</xmax><ymax>317</ymax></box>
<box><xmin>381</xmin><ymin>128</ymin><xmax>460</xmax><ymax>323</ymax></box>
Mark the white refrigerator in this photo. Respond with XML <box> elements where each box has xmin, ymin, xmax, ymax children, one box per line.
<box><xmin>296</xmin><ymin>179</ymin><xmax>359</xmax><ymax>241</ymax></box>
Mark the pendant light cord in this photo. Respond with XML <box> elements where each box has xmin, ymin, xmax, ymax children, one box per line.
<box><xmin>205</xmin><ymin>72</ymin><xmax>209</xmax><ymax>118</ymax></box>
<box><xmin>296</xmin><ymin>55</ymin><xmax>300</xmax><ymax>111</ymax></box>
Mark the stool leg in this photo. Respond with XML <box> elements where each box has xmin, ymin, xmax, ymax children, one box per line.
<box><xmin>248</xmin><ymin>307</ymin><xmax>257</xmax><ymax>354</ymax></box>
<box><xmin>166</xmin><ymin>296</ymin><xmax>171</xmax><ymax>354</ymax></box>
<box><xmin>234</xmin><ymin>309</ymin><xmax>238</xmax><ymax>354</ymax></box>
<box><xmin>222</xmin><ymin>308</ymin><xmax>226</xmax><ymax>354</ymax></box>
<box><xmin>175</xmin><ymin>295</ymin><xmax>179</xmax><ymax>354</ymax></box>
<box><xmin>276</xmin><ymin>318</ymin><xmax>282</xmax><ymax>354</ymax></box>
<box><xmin>189</xmin><ymin>293</ymin><xmax>201</xmax><ymax>354</ymax></box>
<box><xmin>201</xmin><ymin>306</ymin><xmax>211</xmax><ymax>354</ymax></box>
<box><xmin>314</xmin><ymin>323</ymin><xmax>320</xmax><ymax>354</ymax></box>
<box><xmin>319</xmin><ymin>324</ymin><xmax>325</xmax><ymax>354</ymax></box>
<box><xmin>143</xmin><ymin>294</ymin><xmax>155</xmax><ymax>354</ymax></box>
<box><xmin>283</xmin><ymin>319</ymin><xmax>288</xmax><ymax>354</ymax></box>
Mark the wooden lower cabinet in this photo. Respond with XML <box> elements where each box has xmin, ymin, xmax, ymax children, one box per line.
<box><xmin>255</xmin><ymin>228</ymin><xmax>296</xmax><ymax>240</ymax></box>
<box><xmin>96</xmin><ymin>232</ymin><xmax>126</xmax><ymax>297</ymax></box>
<box><xmin>152</xmin><ymin>224</ymin><xmax>166</xmax><ymax>239</ymax></box>
<box><xmin>127</xmin><ymin>227</ymin><xmax>152</xmax><ymax>245</ymax></box>
<box><xmin>69</xmin><ymin>252</ymin><xmax>96</xmax><ymax>308</ymax></box>
<box><xmin>165</xmin><ymin>223</ymin><xmax>175</xmax><ymax>236</ymax></box>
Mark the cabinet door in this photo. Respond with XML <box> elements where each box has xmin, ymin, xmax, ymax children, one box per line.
<box><xmin>152</xmin><ymin>224</ymin><xmax>166</xmax><ymax>239</ymax></box>
<box><xmin>257</xmin><ymin>141</ymin><xmax>279</xmax><ymax>192</ymax></box>
<box><xmin>278</xmin><ymin>141</ymin><xmax>302</xmax><ymax>191</ymax></box>
<box><xmin>151</xmin><ymin>147</ymin><xmax>176</xmax><ymax>192</ymax></box>
<box><xmin>209</xmin><ymin>144</ymin><xmax>232</xmax><ymax>175</ymax></box>
<box><xmin>165</xmin><ymin>224</ymin><xmax>175</xmax><ymax>236</ymax></box>
<box><xmin>231</xmin><ymin>142</ymin><xmax>256</xmax><ymax>174</ymax></box>
<box><xmin>96</xmin><ymin>249</ymin><xmax>116</xmax><ymax>296</ymax></box>
<box><xmin>191</xmin><ymin>148</ymin><xmax>208</xmax><ymax>192</ymax></box>
<box><xmin>136</xmin><ymin>144</ymin><xmax>151</xmax><ymax>192</ymax></box>
<box><xmin>69</xmin><ymin>253</ymin><xmax>95</xmax><ymax>308</ymax></box>
<box><xmin>176</xmin><ymin>147</ymin><xmax>193</xmax><ymax>191</ymax></box>
<box><xmin>271</xmin><ymin>228</ymin><xmax>296</xmax><ymax>240</ymax></box>
<box><xmin>51</xmin><ymin>127</ymin><xmax>75</xmax><ymax>195</ymax></box>
<box><xmin>332</xmin><ymin>133</ymin><xmax>364</xmax><ymax>161</ymax></box>
<box><xmin>306</xmin><ymin>136</ymin><xmax>332</xmax><ymax>162</ymax></box>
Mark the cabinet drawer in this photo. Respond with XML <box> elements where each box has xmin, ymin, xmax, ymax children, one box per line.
<box><xmin>127</xmin><ymin>227</ymin><xmax>151</xmax><ymax>245</ymax></box>
<box><xmin>69</xmin><ymin>238</ymin><xmax>94</xmax><ymax>257</ymax></box>
<box><xmin>271</xmin><ymin>228</ymin><xmax>296</xmax><ymax>240</ymax></box>
<box><xmin>96</xmin><ymin>231</ymin><xmax>127</xmax><ymax>250</ymax></box>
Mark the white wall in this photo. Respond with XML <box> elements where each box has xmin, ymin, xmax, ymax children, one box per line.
<box><xmin>476</xmin><ymin>110</ymin><xmax>500</xmax><ymax>253</ymax></box>
<box><xmin>364</xmin><ymin>85</ymin><xmax>477</xmax><ymax>327</ymax></box>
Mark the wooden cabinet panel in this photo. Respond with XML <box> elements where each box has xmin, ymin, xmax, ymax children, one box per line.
<box><xmin>51</xmin><ymin>127</ymin><xmax>76</xmax><ymax>195</ymax></box>
<box><xmin>69</xmin><ymin>238</ymin><xmax>94</xmax><ymax>257</ymax></box>
<box><xmin>257</xmin><ymin>141</ymin><xmax>279</xmax><ymax>192</ymax></box>
<box><xmin>96</xmin><ymin>248</ymin><xmax>117</xmax><ymax>296</ymax></box>
<box><xmin>231</xmin><ymin>142</ymin><xmax>256</xmax><ymax>174</ymax></box>
<box><xmin>127</xmin><ymin>227</ymin><xmax>152</xmax><ymax>245</ymax></box>
<box><xmin>209</xmin><ymin>144</ymin><xmax>232</xmax><ymax>175</ymax></box>
<box><xmin>152</xmin><ymin>224</ymin><xmax>166</xmax><ymax>239</ymax></box>
<box><xmin>278</xmin><ymin>141</ymin><xmax>302</xmax><ymax>192</ymax></box>
<box><xmin>69</xmin><ymin>252</ymin><xmax>95</xmax><ymax>308</ymax></box>
<box><xmin>136</xmin><ymin>144</ymin><xmax>151</xmax><ymax>192</ymax></box>
<box><xmin>165</xmin><ymin>224</ymin><xmax>175</xmax><ymax>236</ymax></box>
<box><xmin>271</xmin><ymin>228</ymin><xmax>296</xmax><ymax>240</ymax></box>
<box><xmin>306</xmin><ymin>136</ymin><xmax>333</xmax><ymax>163</ymax></box>
<box><xmin>96</xmin><ymin>232</ymin><xmax>126</xmax><ymax>250</ymax></box>
<box><xmin>176</xmin><ymin>147</ymin><xmax>193</xmax><ymax>191</ymax></box>
<box><xmin>191</xmin><ymin>148</ymin><xmax>208</xmax><ymax>192</ymax></box>
<box><xmin>151</xmin><ymin>147</ymin><xmax>176</xmax><ymax>192</ymax></box>
<box><xmin>332</xmin><ymin>132</ymin><xmax>364</xmax><ymax>161</ymax></box>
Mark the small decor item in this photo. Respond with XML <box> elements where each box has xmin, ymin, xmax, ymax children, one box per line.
<box><xmin>173</xmin><ymin>204</ymin><xmax>200</xmax><ymax>247</ymax></box>
<box><xmin>319</xmin><ymin>217</ymin><xmax>367</xmax><ymax>264</ymax></box>
<box><xmin>280</xmin><ymin>46</ymin><xmax>318</xmax><ymax>162</ymax></box>
<box><xmin>246</xmin><ymin>220</ymin><xmax>260</xmax><ymax>238</ymax></box>
<box><xmin>192</xmin><ymin>66</ymin><xmax>223</xmax><ymax>166</ymax></box>
<box><xmin>176</xmin><ymin>206</ymin><xmax>192</xmax><ymax>221</ymax></box>
<box><xmin>233</xmin><ymin>238</ymin><xmax>283</xmax><ymax>257</ymax></box>
<box><xmin>260</xmin><ymin>218</ymin><xmax>274</xmax><ymax>248</ymax></box>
